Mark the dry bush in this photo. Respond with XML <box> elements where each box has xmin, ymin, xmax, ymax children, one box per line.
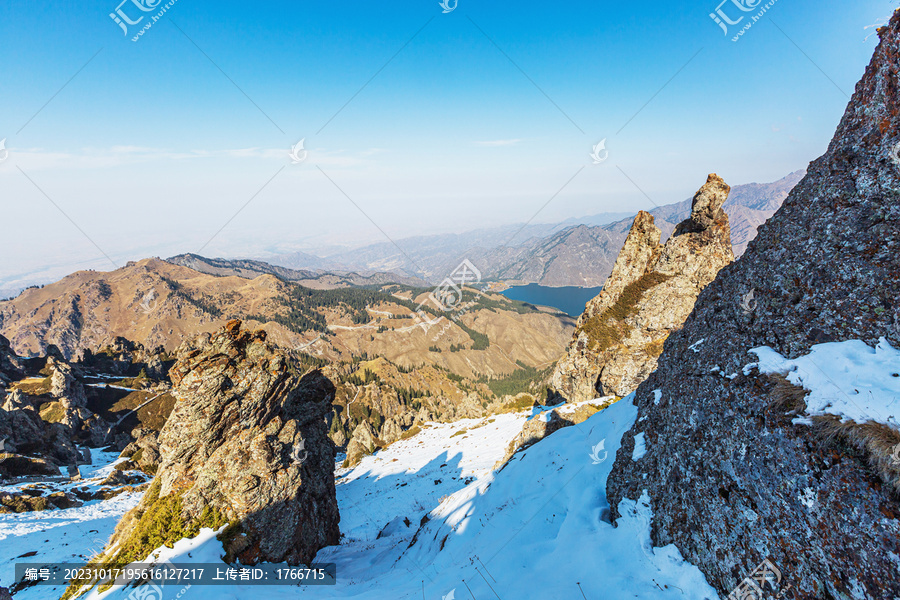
<box><xmin>812</xmin><ymin>414</ymin><xmax>900</xmax><ymax>494</ymax></box>
<box><xmin>580</xmin><ymin>273</ymin><xmax>673</xmax><ymax>353</ymax></box>
<box><xmin>767</xmin><ymin>373</ymin><xmax>809</xmax><ymax>413</ymax></box>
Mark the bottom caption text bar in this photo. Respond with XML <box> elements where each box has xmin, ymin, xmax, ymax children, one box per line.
<box><xmin>15</xmin><ymin>563</ymin><xmax>337</xmax><ymax>586</ymax></box>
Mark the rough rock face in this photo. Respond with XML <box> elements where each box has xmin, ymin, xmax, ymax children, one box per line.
<box><xmin>0</xmin><ymin>387</ymin><xmax>82</xmax><ymax>473</ymax></box>
<box><xmin>551</xmin><ymin>176</ymin><xmax>734</xmax><ymax>401</ymax></box>
<box><xmin>119</xmin><ymin>428</ymin><xmax>162</xmax><ymax>475</ymax></box>
<box><xmin>48</xmin><ymin>358</ymin><xmax>87</xmax><ymax>406</ymax></box>
<box><xmin>607</xmin><ymin>15</ymin><xmax>900</xmax><ymax>600</ymax></box>
<box><xmin>111</xmin><ymin>320</ymin><xmax>340</xmax><ymax>565</ymax></box>
<box><xmin>380</xmin><ymin>416</ymin><xmax>404</xmax><ymax>445</ymax></box>
<box><xmin>0</xmin><ymin>335</ymin><xmax>24</xmax><ymax>386</ymax></box>
<box><xmin>345</xmin><ymin>420</ymin><xmax>379</xmax><ymax>467</ymax></box>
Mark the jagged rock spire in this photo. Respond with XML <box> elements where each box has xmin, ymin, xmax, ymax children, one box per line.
<box><xmin>550</xmin><ymin>175</ymin><xmax>734</xmax><ymax>401</ymax></box>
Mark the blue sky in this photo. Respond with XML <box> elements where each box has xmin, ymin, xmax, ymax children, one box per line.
<box><xmin>0</xmin><ymin>0</ymin><xmax>893</xmax><ymax>289</ymax></box>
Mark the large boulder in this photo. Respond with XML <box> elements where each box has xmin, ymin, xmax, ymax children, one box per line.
<box><xmin>607</xmin><ymin>13</ymin><xmax>900</xmax><ymax>599</ymax></box>
<box><xmin>101</xmin><ymin>320</ymin><xmax>340</xmax><ymax>567</ymax></box>
<box><xmin>48</xmin><ymin>358</ymin><xmax>87</xmax><ymax>407</ymax></box>
<box><xmin>551</xmin><ymin>175</ymin><xmax>734</xmax><ymax>401</ymax></box>
<box><xmin>0</xmin><ymin>398</ymin><xmax>81</xmax><ymax>472</ymax></box>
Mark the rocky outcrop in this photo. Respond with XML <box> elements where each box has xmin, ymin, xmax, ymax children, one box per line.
<box><xmin>102</xmin><ymin>320</ymin><xmax>340</xmax><ymax>567</ymax></box>
<box><xmin>607</xmin><ymin>14</ymin><xmax>900</xmax><ymax>600</ymax></box>
<box><xmin>80</xmin><ymin>337</ymin><xmax>173</xmax><ymax>380</ymax></box>
<box><xmin>551</xmin><ymin>176</ymin><xmax>734</xmax><ymax>401</ymax></box>
<box><xmin>119</xmin><ymin>428</ymin><xmax>162</xmax><ymax>475</ymax></box>
<box><xmin>495</xmin><ymin>397</ymin><xmax>618</xmax><ymax>469</ymax></box>
<box><xmin>47</xmin><ymin>358</ymin><xmax>87</xmax><ymax>406</ymax></box>
<box><xmin>0</xmin><ymin>335</ymin><xmax>24</xmax><ymax>386</ymax></box>
<box><xmin>345</xmin><ymin>420</ymin><xmax>380</xmax><ymax>467</ymax></box>
<box><xmin>0</xmin><ymin>489</ymin><xmax>83</xmax><ymax>513</ymax></box>
<box><xmin>380</xmin><ymin>416</ymin><xmax>404</xmax><ymax>444</ymax></box>
<box><xmin>0</xmin><ymin>386</ymin><xmax>82</xmax><ymax>474</ymax></box>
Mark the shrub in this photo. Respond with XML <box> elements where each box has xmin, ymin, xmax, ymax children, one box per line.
<box><xmin>400</xmin><ymin>425</ymin><xmax>421</xmax><ymax>440</ymax></box>
<box><xmin>580</xmin><ymin>273</ymin><xmax>672</xmax><ymax>353</ymax></box>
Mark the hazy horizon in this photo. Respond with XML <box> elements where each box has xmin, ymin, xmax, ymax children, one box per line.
<box><xmin>1</xmin><ymin>0</ymin><xmax>888</xmax><ymax>291</ymax></box>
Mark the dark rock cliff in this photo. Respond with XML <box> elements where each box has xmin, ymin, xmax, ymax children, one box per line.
<box><xmin>607</xmin><ymin>13</ymin><xmax>900</xmax><ymax>600</ymax></box>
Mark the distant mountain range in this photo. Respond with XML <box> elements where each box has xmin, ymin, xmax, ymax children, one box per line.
<box><xmin>0</xmin><ymin>172</ymin><xmax>804</xmax><ymax>299</ymax></box>
<box><xmin>166</xmin><ymin>254</ymin><xmax>428</xmax><ymax>288</ymax></box>
<box><xmin>266</xmin><ymin>171</ymin><xmax>805</xmax><ymax>287</ymax></box>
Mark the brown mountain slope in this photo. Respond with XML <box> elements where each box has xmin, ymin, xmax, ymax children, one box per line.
<box><xmin>0</xmin><ymin>259</ymin><xmax>572</xmax><ymax>381</ymax></box>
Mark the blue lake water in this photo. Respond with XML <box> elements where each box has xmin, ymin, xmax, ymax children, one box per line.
<box><xmin>500</xmin><ymin>284</ymin><xmax>602</xmax><ymax>318</ymax></box>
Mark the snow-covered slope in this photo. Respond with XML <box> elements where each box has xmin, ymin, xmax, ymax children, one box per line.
<box><xmin>40</xmin><ymin>401</ymin><xmax>719</xmax><ymax>600</ymax></box>
<box><xmin>0</xmin><ymin>451</ymin><xmax>144</xmax><ymax>599</ymax></box>
<box><xmin>750</xmin><ymin>338</ymin><xmax>900</xmax><ymax>426</ymax></box>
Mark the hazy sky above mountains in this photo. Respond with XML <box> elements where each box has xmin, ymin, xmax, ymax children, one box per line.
<box><xmin>0</xmin><ymin>0</ymin><xmax>891</xmax><ymax>289</ymax></box>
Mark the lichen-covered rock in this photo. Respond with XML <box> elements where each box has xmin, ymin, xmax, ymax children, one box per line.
<box><xmin>551</xmin><ymin>176</ymin><xmax>734</xmax><ymax>401</ymax></box>
<box><xmin>120</xmin><ymin>428</ymin><xmax>161</xmax><ymax>475</ymax></box>
<box><xmin>607</xmin><ymin>13</ymin><xmax>900</xmax><ymax>599</ymax></box>
<box><xmin>103</xmin><ymin>320</ymin><xmax>340</xmax><ymax>567</ymax></box>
